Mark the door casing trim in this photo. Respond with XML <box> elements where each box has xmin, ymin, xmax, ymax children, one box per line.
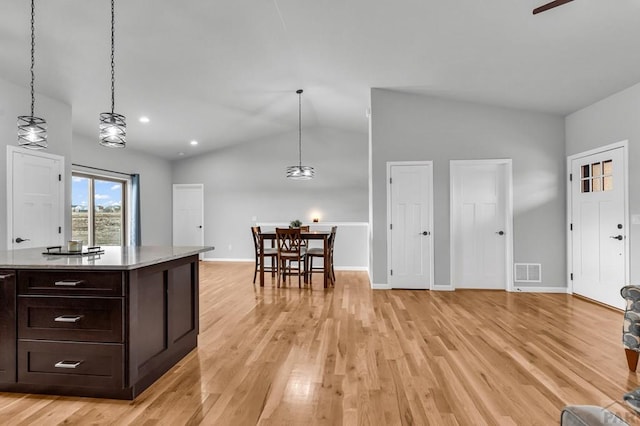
<box><xmin>449</xmin><ymin>159</ymin><xmax>514</xmax><ymax>291</ymax></box>
<box><xmin>566</xmin><ymin>140</ymin><xmax>629</xmax><ymax>295</ymax></box>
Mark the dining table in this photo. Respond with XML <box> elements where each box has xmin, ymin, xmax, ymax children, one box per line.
<box><xmin>259</xmin><ymin>230</ymin><xmax>333</xmax><ymax>288</ymax></box>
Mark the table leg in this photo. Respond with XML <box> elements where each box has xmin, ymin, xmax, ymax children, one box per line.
<box><xmin>260</xmin><ymin>236</ymin><xmax>265</xmax><ymax>287</ymax></box>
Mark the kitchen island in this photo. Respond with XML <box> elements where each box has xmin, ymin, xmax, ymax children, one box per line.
<box><xmin>0</xmin><ymin>245</ymin><xmax>213</xmax><ymax>399</ymax></box>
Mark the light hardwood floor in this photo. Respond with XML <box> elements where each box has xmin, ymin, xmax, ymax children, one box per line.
<box><xmin>1</xmin><ymin>261</ymin><xmax>640</xmax><ymax>425</ymax></box>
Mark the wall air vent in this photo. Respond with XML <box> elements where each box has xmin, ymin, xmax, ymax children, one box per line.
<box><xmin>514</xmin><ymin>263</ymin><xmax>542</xmax><ymax>282</ymax></box>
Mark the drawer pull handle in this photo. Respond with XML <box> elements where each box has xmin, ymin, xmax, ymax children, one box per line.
<box><xmin>0</xmin><ymin>273</ymin><xmax>14</xmax><ymax>280</ymax></box>
<box><xmin>54</xmin><ymin>360</ymin><xmax>83</xmax><ymax>369</ymax></box>
<box><xmin>54</xmin><ymin>280</ymin><xmax>84</xmax><ymax>287</ymax></box>
<box><xmin>54</xmin><ymin>315</ymin><xmax>84</xmax><ymax>323</ymax></box>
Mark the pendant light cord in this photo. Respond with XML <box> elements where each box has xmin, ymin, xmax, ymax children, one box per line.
<box><xmin>110</xmin><ymin>0</ymin><xmax>115</xmax><ymax>114</ymax></box>
<box><xmin>29</xmin><ymin>0</ymin><xmax>35</xmax><ymax>117</ymax></box>
<box><xmin>298</xmin><ymin>89</ymin><xmax>302</xmax><ymax>167</ymax></box>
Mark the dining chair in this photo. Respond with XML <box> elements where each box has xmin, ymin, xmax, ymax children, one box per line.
<box><xmin>276</xmin><ymin>227</ymin><xmax>307</xmax><ymax>288</ymax></box>
<box><xmin>306</xmin><ymin>226</ymin><xmax>337</xmax><ymax>286</ymax></box>
<box><xmin>251</xmin><ymin>226</ymin><xmax>277</xmax><ymax>284</ymax></box>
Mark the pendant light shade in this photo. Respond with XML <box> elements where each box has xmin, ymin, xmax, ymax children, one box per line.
<box><xmin>286</xmin><ymin>89</ymin><xmax>314</xmax><ymax>180</ymax></box>
<box><xmin>17</xmin><ymin>0</ymin><xmax>47</xmax><ymax>150</ymax></box>
<box><xmin>100</xmin><ymin>0</ymin><xmax>126</xmax><ymax>148</ymax></box>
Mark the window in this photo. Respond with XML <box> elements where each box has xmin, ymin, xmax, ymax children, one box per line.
<box><xmin>580</xmin><ymin>159</ymin><xmax>613</xmax><ymax>193</ymax></box>
<box><xmin>72</xmin><ymin>173</ymin><xmax>128</xmax><ymax>246</ymax></box>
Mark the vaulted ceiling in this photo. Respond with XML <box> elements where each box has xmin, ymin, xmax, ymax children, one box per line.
<box><xmin>1</xmin><ymin>0</ymin><xmax>639</xmax><ymax>159</ymax></box>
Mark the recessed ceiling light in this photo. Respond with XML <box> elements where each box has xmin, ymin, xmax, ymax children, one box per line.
<box><xmin>139</xmin><ymin>116</ymin><xmax>150</xmax><ymax>123</ymax></box>
<box><xmin>190</xmin><ymin>140</ymin><xmax>198</xmax><ymax>146</ymax></box>
<box><xmin>178</xmin><ymin>152</ymin><xmax>185</xmax><ymax>156</ymax></box>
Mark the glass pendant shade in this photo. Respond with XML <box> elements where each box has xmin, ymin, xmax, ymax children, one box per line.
<box><xmin>99</xmin><ymin>112</ymin><xmax>126</xmax><ymax>148</ymax></box>
<box><xmin>17</xmin><ymin>115</ymin><xmax>47</xmax><ymax>149</ymax></box>
<box><xmin>286</xmin><ymin>89</ymin><xmax>314</xmax><ymax>180</ymax></box>
<box><xmin>286</xmin><ymin>165</ymin><xmax>314</xmax><ymax>180</ymax></box>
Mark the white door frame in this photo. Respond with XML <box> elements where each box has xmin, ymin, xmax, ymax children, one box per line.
<box><xmin>450</xmin><ymin>159</ymin><xmax>514</xmax><ymax>291</ymax></box>
<box><xmin>386</xmin><ymin>161</ymin><xmax>434</xmax><ymax>290</ymax></box>
<box><xmin>566</xmin><ymin>140</ymin><xmax>629</xmax><ymax>294</ymax></box>
<box><xmin>6</xmin><ymin>146</ymin><xmax>65</xmax><ymax>249</ymax></box>
<box><xmin>172</xmin><ymin>184</ymin><xmax>205</xmax><ymax>256</ymax></box>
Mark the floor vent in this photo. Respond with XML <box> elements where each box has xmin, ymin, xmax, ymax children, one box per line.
<box><xmin>514</xmin><ymin>263</ymin><xmax>542</xmax><ymax>282</ymax></box>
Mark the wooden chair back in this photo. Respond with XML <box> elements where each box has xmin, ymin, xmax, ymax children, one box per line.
<box><xmin>276</xmin><ymin>227</ymin><xmax>304</xmax><ymax>255</ymax></box>
<box><xmin>251</xmin><ymin>226</ymin><xmax>261</xmax><ymax>253</ymax></box>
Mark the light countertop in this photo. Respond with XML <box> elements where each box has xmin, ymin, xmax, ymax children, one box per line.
<box><xmin>0</xmin><ymin>245</ymin><xmax>215</xmax><ymax>270</ymax></box>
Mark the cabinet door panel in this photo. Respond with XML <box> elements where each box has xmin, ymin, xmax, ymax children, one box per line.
<box><xmin>0</xmin><ymin>271</ymin><xmax>16</xmax><ymax>383</ymax></box>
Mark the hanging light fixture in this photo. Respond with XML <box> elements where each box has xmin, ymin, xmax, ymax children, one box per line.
<box><xmin>17</xmin><ymin>0</ymin><xmax>47</xmax><ymax>150</ymax></box>
<box><xmin>286</xmin><ymin>89</ymin><xmax>315</xmax><ymax>180</ymax></box>
<box><xmin>99</xmin><ymin>0</ymin><xmax>126</xmax><ymax>148</ymax></box>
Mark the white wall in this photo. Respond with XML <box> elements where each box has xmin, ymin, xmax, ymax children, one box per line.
<box><xmin>370</xmin><ymin>89</ymin><xmax>566</xmax><ymax>288</ymax></box>
<box><xmin>0</xmin><ymin>76</ymin><xmax>72</xmax><ymax>245</ymax></box>
<box><xmin>72</xmin><ymin>133</ymin><xmax>173</xmax><ymax>245</ymax></box>
<box><xmin>172</xmin><ymin>127</ymin><xmax>368</xmax><ymax>261</ymax></box>
<box><xmin>566</xmin><ymin>82</ymin><xmax>640</xmax><ymax>281</ymax></box>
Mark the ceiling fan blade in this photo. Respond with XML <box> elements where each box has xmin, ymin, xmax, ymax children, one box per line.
<box><xmin>533</xmin><ymin>0</ymin><xmax>574</xmax><ymax>14</ymax></box>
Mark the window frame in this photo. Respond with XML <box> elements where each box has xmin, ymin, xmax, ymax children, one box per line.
<box><xmin>72</xmin><ymin>171</ymin><xmax>130</xmax><ymax>246</ymax></box>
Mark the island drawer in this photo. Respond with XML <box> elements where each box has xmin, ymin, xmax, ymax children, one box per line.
<box><xmin>18</xmin><ymin>340</ymin><xmax>124</xmax><ymax>389</ymax></box>
<box><xmin>17</xmin><ymin>270</ymin><xmax>124</xmax><ymax>297</ymax></box>
<box><xmin>18</xmin><ymin>297</ymin><xmax>123</xmax><ymax>343</ymax></box>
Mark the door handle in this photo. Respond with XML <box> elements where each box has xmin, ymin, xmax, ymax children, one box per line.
<box><xmin>610</xmin><ymin>235</ymin><xmax>624</xmax><ymax>241</ymax></box>
<box><xmin>420</xmin><ymin>231</ymin><xmax>430</xmax><ymax>236</ymax></box>
<box><xmin>496</xmin><ymin>231</ymin><xmax>505</xmax><ymax>236</ymax></box>
<box><xmin>15</xmin><ymin>237</ymin><xmax>30</xmax><ymax>243</ymax></box>
<box><xmin>54</xmin><ymin>315</ymin><xmax>84</xmax><ymax>323</ymax></box>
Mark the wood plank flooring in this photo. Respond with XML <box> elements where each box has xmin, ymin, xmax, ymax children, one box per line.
<box><xmin>1</xmin><ymin>261</ymin><xmax>640</xmax><ymax>425</ymax></box>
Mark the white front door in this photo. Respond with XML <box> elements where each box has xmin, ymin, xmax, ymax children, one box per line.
<box><xmin>387</xmin><ymin>162</ymin><xmax>433</xmax><ymax>289</ymax></box>
<box><xmin>172</xmin><ymin>184</ymin><xmax>204</xmax><ymax>250</ymax></box>
<box><xmin>7</xmin><ymin>146</ymin><xmax>64</xmax><ymax>249</ymax></box>
<box><xmin>451</xmin><ymin>160</ymin><xmax>512</xmax><ymax>290</ymax></box>
<box><xmin>570</xmin><ymin>144</ymin><xmax>627</xmax><ymax>309</ymax></box>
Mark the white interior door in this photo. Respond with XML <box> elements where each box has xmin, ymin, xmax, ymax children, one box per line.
<box><xmin>172</xmin><ymin>184</ymin><xmax>204</xmax><ymax>251</ymax></box>
<box><xmin>387</xmin><ymin>162</ymin><xmax>433</xmax><ymax>289</ymax></box>
<box><xmin>570</xmin><ymin>145</ymin><xmax>627</xmax><ymax>309</ymax></box>
<box><xmin>7</xmin><ymin>146</ymin><xmax>64</xmax><ymax>249</ymax></box>
<box><xmin>451</xmin><ymin>160</ymin><xmax>512</xmax><ymax>290</ymax></box>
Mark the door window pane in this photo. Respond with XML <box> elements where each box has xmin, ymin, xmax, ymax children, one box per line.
<box><xmin>71</xmin><ymin>176</ymin><xmax>90</xmax><ymax>245</ymax></box>
<box><xmin>94</xmin><ymin>180</ymin><xmax>123</xmax><ymax>245</ymax></box>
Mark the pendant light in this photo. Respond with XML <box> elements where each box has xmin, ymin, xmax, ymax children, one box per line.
<box><xmin>99</xmin><ymin>0</ymin><xmax>126</xmax><ymax>148</ymax></box>
<box><xmin>286</xmin><ymin>89</ymin><xmax>315</xmax><ymax>180</ymax></box>
<box><xmin>17</xmin><ymin>0</ymin><xmax>47</xmax><ymax>150</ymax></box>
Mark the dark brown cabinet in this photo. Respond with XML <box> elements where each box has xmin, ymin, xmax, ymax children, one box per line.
<box><xmin>0</xmin><ymin>254</ymin><xmax>199</xmax><ymax>399</ymax></box>
<box><xmin>0</xmin><ymin>271</ymin><xmax>16</xmax><ymax>384</ymax></box>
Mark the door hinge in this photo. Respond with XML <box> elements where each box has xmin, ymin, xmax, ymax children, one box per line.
<box><xmin>390</xmin><ymin>269</ymin><xmax>393</xmax><ymax>276</ymax></box>
<box><xmin>58</xmin><ymin>174</ymin><xmax>62</xmax><ymax>181</ymax></box>
<box><xmin>390</xmin><ymin>224</ymin><xmax>393</xmax><ymax>230</ymax></box>
<box><xmin>569</xmin><ymin>173</ymin><xmax>572</xmax><ymax>182</ymax></box>
<box><xmin>570</xmin><ymin>273</ymin><xmax>573</xmax><ymax>281</ymax></box>
<box><xmin>570</xmin><ymin>223</ymin><xmax>573</xmax><ymax>231</ymax></box>
<box><xmin>58</xmin><ymin>226</ymin><xmax>62</xmax><ymax>234</ymax></box>
<box><xmin>389</xmin><ymin>177</ymin><xmax>392</xmax><ymax>184</ymax></box>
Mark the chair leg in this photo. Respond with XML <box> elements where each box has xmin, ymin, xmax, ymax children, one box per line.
<box><xmin>271</xmin><ymin>256</ymin><xmax>275</xmax><ymax>277</ymax></box>
<box><xmin>626</xmin><ymin>349</ymin><xmax>639</xmax><ymax>372</ymax></box>
<box><xmin>253</xmin><ymin>257</ymin><xmax>258</xmax><ymax>284</ymax></box>
<box><xmin>276</xmin><ymin>257</ymin><xmax>281</xmax><ymax>288</ymax></box>
<box><xmin>309</xmin><ymin>256</ymin><xmax>314</xmax><ymax>283</ymax></box>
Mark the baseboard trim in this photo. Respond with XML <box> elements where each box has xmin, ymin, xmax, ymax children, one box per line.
<box><xmin>335</xmin><ymin>266</ymin><xmax>369</xmax><ymax>271</ymax></box>
<box><xmin>203</xmin><ymin>258</ymin><xmax>253</xmax><ymax>262</ymax></box>
<box><xmin>512</xmin><ymin>286</ymin><xmax>568</xmax><ymax>293</ymax></box>
<box><xmin>371</xmin><ymin>283</ymin><xmax>391</xmax><ymax>290</ymax></box>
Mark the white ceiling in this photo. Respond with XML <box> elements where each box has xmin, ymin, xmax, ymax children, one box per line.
<box><xmin>1</xmin><ymin>0</ymin><xmax>639</xmax><ymax>159</ymax></box>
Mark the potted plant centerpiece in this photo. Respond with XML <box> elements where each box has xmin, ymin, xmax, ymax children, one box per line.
<box><xmin>290</xmin><ymin>219</ymin><xmax>302</xmax><ymax>228</ymax></box>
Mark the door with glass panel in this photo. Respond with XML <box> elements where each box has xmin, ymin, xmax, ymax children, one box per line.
<box><xmin>72</xmin><ymin>173</ymin><xmax>127</xmax><ymax>246</ymax></box>
<box><xmin>570</xmin><ymin>145</ymin><xmax>627</xmax><ymax>309</ymax></box>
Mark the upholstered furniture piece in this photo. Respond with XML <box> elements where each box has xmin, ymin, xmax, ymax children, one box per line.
<box><xmin>251</xmin><ymin>226</ymin><xmax>277</xmax><ymax>284</ymax></box>
<box><xmin>621</xmin><ymin>285</ymin><xmax>640</xmax><ymax>371</ymax></box>
<box><xmin>275</xmin><ymin>228</ymin><xmax>306</xmax><ymax>288</ymax></box>
<box><xmin>560</xmin><ymin>405</ymin><xmax>628</xmax><ymax>425</ymax></box>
